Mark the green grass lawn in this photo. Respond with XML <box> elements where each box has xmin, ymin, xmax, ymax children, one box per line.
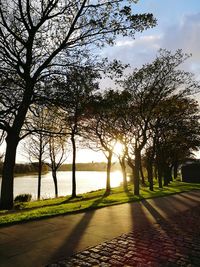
<box><xmin>0</xmin><ymin>180</ymin><xmax>200</xmax><ymax>226</ymax></box>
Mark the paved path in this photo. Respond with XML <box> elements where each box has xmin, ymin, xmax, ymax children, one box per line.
<box><xmin>0</xmin><ymin>190</ymin><xmax>199</xmax><ymax>267</ymax></box>
<box><xmin>49</xmin><ymin>201</ymin><xmax>200</xmax><ymax>267</ymax></box>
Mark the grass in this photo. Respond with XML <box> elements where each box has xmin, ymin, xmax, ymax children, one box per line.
<box><xmin>0</xmin><ymin>180</ymin><xmax>200</xmax><ymax>226</ymax></box>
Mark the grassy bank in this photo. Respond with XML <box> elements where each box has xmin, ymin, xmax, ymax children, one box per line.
<box><xmin>0</xmin><ymin>181</ymin><xmax>200</xmax><ymax>226</ymax></box>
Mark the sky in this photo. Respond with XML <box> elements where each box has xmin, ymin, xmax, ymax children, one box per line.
<box><xmin>102</xmin><ymin>0</ymin><xmax>200</xmax><ymax>76</ymax></box>
<box><xmin>17</xmin><ymin>0</ymin><xmax>200</xmax><ymax>163</ymax></box>
<box><xmin>76</xmin><ymin>0</ymin><xmax>200</xmax><ymax>163</ymax></box>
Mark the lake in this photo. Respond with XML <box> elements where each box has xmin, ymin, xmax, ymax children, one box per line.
<box><xmin>0</xmin><ymin>171</ymin><xmax>124</xmax><ymax>200</ymax></box>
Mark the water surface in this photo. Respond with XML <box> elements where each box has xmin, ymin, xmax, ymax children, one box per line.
<box><xmin>0</xmin><ymin>171</ymin><xmax>123</xmax><ymax>200</ymax></box>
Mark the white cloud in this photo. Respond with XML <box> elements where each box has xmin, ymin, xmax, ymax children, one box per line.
<box><xmin>101</xmin><ymin>12</ymin><xmax>200</xmax><ymax>78</ymax></box>
<box><xmin>101</xmin><ymin>34</ymin><xmax>162</xmax><ymax>69</ymax></box>
<box><xmin>161</xmin><ymin>13</ymin><xmax>200</xmax><ymax>65</ymax></box>
<box><xmin>115</xmin><ymin>35</ymin><xmax>161</xmax><ymax>48</ymax></box>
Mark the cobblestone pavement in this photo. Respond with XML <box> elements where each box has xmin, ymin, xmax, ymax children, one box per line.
<box><xmin>48</xmin><ymin>206</ymin><xmax>200</xmax><ymax>267</ymax></box>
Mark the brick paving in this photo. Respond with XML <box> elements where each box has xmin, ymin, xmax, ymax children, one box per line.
<box><xmin>47</xmin><ymin>206</ymin><xmax>200</xmax><ymax>267</ymax></box>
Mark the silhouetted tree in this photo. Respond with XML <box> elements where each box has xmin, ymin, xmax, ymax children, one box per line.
<box><xmin>44</xmin><ymin>108</ymin><xmax>68</xmax><ymax>198</ymax></box>
<box><xmin>86</xmin><ymin>90</ymin><xmax>124</xmax><ymax>194</ymax></box>
<box><xmin>106</xmin><ymin>90</ymin><xmax>131</xmax><ymax>192</ymax></box>
<box><xmin>121</xmin><ymin>49</ymin><xmax>200</xmax><ymax>195</ymax></box>
<box><xmin>117</xmin><ymin>147</ymin><xmax>129</xmax><ymax>192</ymax></box>
<box><xmin>0</xmin><ymin>0</ymin><xmax>156</xmax><ymax>209</ymax></box>
<box><xmin>23</xmin><ymin>106</ymin><xmax>49</xmax><ymax>199</ymax></box>
<box><xmin>47</xmin><ymin>134</ymin><xmax>68</xmax><ymax>198</ymax></box>
<box><xmin>52</xmin><ymin>67</ymin><xmax>99</xmax><ymax>198</ymax></box>
<box><xmin>152</xmin><ymin>96</ymin><xmax>200</xmax><ymax>187</ymax></box>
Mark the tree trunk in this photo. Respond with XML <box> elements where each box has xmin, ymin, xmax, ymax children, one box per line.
<box><xmin>0</xmin><ymin>84</ymin><xmax>34</xmax><ymax>210</ymax></box>
<box><xmin>154</xmin><ymin>165</ymin><xmax>158</xmax><ymax>180</ymax></box>
<box><xmin>163</xmin><ymin>169</ymin><xmax>168</xmax><ymax>186</ymax></box>
<box><xmin>37</xmin><ymin>156</ymin><xmax>42</xmax><ymax>200</ymax></box>
<box><xmin>163</xmin><ymin>164</ymin><xmax>172</xmax><ymax>186</ymax></box>
<box><xmin>147</xmin><ymin>160</ymin><xmax>154</xmax><ymax>191</ymax></box>
<box><xmin>37</xmin><ymin>134</ymin><xmax>44</xmax><ymax>200</ymax></box>
<box><xmin>52</xmin><ymin>169</ymin><xmax>58</xmax><ymax>198</ymax></box>
<box><xmin>173</xmin><ymin>161</ymin><xmax>178</xmax><ymax>179</ymax></box>
<box><xmin>106</xmin><ymin>152</ymin><xmax>112</xmax><ymax>194</ymax></box>
<box><xmin>156</xmin><ymin>151</ymin><xmax>163</xmax><ymax>188</ymax></box>
<box><xmin>157</xmin><ymin>164</ymin><xmax>163</xmax><ymax>188</ymax></box>
<box><xmin>139</xmin><ymin>157</ymin><xmax>145</xmax><ymax>185</ymax></box>
<box><xmin>127</xmin><ymin>157</ymin><xmax>134</xmax><ymax>184</ymax></box>
<box><xmin>169</xmin><ymin>165</ymin><xmax>173</xmax><ymax>182</ymax></box>
<box><xmin>0</xmin><ymin>134</ymin><xmax>18</xmax><ymax>209</ymax></box>
<box><xmin>134</xmin><ymin>147</ymin><xmax>140</xmax><ymax>195</ymax></box>
<box><xmin>71</xmin><ymin>134</ymin><xmax>77</xmax><ymax>198</ymax></box>
<box><xmin>119</xmin><ymin>156</ymin><xmax>128</xmax><ymax>192</ymax></box>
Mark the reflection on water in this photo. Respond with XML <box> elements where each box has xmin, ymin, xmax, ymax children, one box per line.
<box><xmin>0</xmin><ymin>171</ymin><xmax>124</xmax><ymax>200</ymax></box>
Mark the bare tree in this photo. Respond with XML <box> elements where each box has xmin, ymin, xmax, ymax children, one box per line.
<box><xmin>23</xmin><ymin>106</ymin><xmax>49</xmax><ymax>199</ymax></box>
<box><xmin>45</xmin><ymin>108</ymin><xmax>68</xmax><ymax>198</ymax></box>
<box><xmin>47</xmin><ymin>134</ymin><xmax>68</xmax><ymax>198</ymax></box>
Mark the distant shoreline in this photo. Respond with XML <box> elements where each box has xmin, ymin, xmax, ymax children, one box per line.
<box><xmin>58</xmin><ymin>162</ymin><xmax>125</xmax><ymax>172</ymax></box>
<box><xmin>0</xmin><ymin>162</ymin><xmax>130</xmax><ymax>177</ymax></box>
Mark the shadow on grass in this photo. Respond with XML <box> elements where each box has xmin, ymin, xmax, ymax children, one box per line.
<box><xmin>2</xmin><ymin>183</ymin><xmax>200</xmax><ymax>227</ymax></box>
<box><xmin>16</xmin><ymin>181</ymin><xmax>199</xmax><ymax>213</ymax></box>
<box><xmin>89</xmin><ymin>190</ymin><xmax>122</xmax><ymax>208</ymax></box>
<box><xmin>11</xmin><ymin>189</ymin><xmax>110</xmax><ymax>214</ymax></box>
<box><xmin>14</xmin><ymin>190</ymin><xmax>106</xmax><ymax>212</ymax></box>
<box><xmin>89</xmin><ymin>194</ymin><xmax>107</xmax><ymax>208</ymax></box>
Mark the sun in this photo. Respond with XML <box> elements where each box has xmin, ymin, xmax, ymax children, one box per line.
<box><xmin>113</xmin><ymin>142</ymin><xmax>124</xmax><ymax>156</ymax></box>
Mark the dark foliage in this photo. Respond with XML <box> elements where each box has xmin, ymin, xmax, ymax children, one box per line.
<box><xmin>14</xmin><ymin>194</ymin><xmax>32</xmax><ymax>203</ymax></box>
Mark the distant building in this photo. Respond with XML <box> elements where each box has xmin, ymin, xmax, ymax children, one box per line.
<box><xmin>181</xmin><ymin>163</ymin><xmax>200</xmax><ymax>183</ymax></box>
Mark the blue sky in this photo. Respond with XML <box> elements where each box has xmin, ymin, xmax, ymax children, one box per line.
<box><xmin>133</xmin><ymin>0</ymin><xmax>200</xmax><ymax>28</ymax></box>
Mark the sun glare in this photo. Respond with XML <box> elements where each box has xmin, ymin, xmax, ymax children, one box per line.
<box><xmin>113</xmin><ymin>142</ymin><xmax>124</xmax><ymax>156</ymax></box>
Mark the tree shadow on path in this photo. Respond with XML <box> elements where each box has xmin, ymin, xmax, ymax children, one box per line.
<box><xmin>48</xmin><ymin>194</ymin><xmax>107</xmax><ymax>264</ymax></box>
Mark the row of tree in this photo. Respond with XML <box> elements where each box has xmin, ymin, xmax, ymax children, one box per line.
<box><xmin>21</xmin><ymin>49</ymin><xmax>200</xmax><ymax>201</ymax></box>
<box><xmin>0</xmin><ymin>0</ymin><xmax>156</xmax><ymax>209</ymax></box>
<box><xmin>0</xmin><ymin>0</ymin><xmax>199</xmax><ymax>210</ymax></box>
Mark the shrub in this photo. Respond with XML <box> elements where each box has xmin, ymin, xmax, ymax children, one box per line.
<box><xmin>14</xmin><ymin>202</ymin><xmax>25</xmax><ymax>210</ymax></box>
<box><xmin>14</xmin><ymin>194</ymin><xmax>32</xmax><ymax>203</ymax></box>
